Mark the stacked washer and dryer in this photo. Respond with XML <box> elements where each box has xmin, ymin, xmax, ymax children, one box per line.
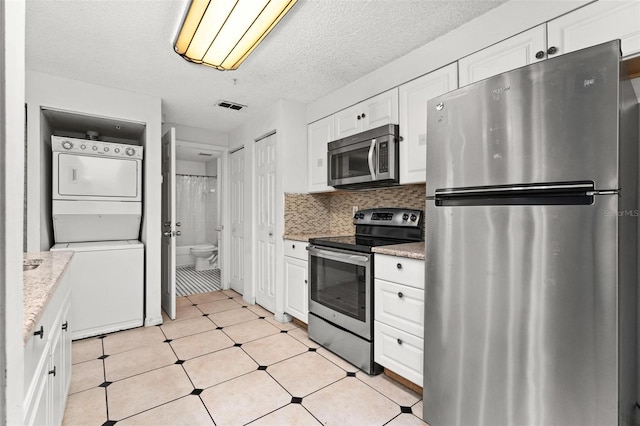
<box><xmin>50</xmin><ymin>136</ymin><xmax>144</xmax><ymax>340</ymax></box>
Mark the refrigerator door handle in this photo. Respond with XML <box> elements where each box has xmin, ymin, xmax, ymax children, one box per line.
<box><xmin>435</xmin><ymin>182</ymin><xmax>594</xmax><ymax>196</ymax></box>
<box><xmin>585</xmin><ymin>190</ymin><xmax>619</xmax><ymax>196</ymax></box>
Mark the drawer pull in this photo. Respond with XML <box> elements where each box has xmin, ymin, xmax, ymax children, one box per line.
<box><xmin>304</xmin><ymin>279</ymin><xmax>308</xmax><ymax>284</ymax></box>
<box><xmin>34</xmin><ymin>326</ymin><xmax>44</xmax><ymax>339</ymax></box>
<box><xmin>49</xmin><ymin>366</ymin><xmax>56</xmax><ymax>377</ymax></box>
<box><xmin>396</xmin><ymin>263</ymin><xmax>402</xmax><ymax>270</ymax></box>
<box><xmin>62</xmin><ymin>321</ymin><xmax>68</xmax><ymax>331</ymax></box>
<box><xmin>397</xmin><ymin>338</ymin><xmax>403</xmax><ymax>345</ymax></box>
<box><xmin>292</xmin><ymin>244</ymin><xmax>295</xmax><ymax>249</ymax></box>
<box><xmin>397</xmin><ymin>292</ymin><xmax>403</xmax><ymax>298</ymax></box>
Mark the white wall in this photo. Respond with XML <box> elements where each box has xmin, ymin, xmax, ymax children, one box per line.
<box><xmin>306</xmin><ymin>0</ymin><xmax>591</xmax><ymax>123</ymax></box>
<box><xmin>163</xmin><ymin>121</ymin><xmax>228</xmax><ymax>146</ymax></box>
<box><xmin>1</xmin><ymin>1</ymin><xmax>25</xmax><ymax>423</ymax></box>
<box><xmin>25</xmin><ymin>71</ymin><xmax>164</xmax><ymax>327</ymax></box>
<box><xmin>176</xmin><ymin>160</ymin><xmax>207</xmax><ymax>176</ymax></box>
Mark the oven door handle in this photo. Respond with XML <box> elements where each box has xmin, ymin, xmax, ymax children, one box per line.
<box><xmin>307</xmin><ymin>246</ymin><xmax>370</xmax><ymax>266</ymax></box>
<box><xmin>367</xmin><ymin>138</ymin><xmax>377</xmax><ymax>180</ymax></box>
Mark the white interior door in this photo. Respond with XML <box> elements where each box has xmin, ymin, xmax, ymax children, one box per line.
<box><xmin>254</xmin><ymin>133</ymin><xmax>277</xmax><ymax>313</ymax></box>
<box><xmin>230</xmin><ymin>148</ymin><xmax>245</xmax><ymax>295</ymax></box>
<box><xmin>161</xmin><ymin>128</ymin><xmax>176</xmax><ymax>319</ymax></box>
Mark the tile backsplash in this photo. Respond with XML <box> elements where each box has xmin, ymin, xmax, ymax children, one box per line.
<box><xmin>284</xmin><ymin>184</ymin><xmax>426</xmax><ymax>236</ymax></box>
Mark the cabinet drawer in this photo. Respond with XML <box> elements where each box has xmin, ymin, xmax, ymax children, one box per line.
<box><xmin>375</xmin><ymin>254</ymin><xmax>424</xmax><ymax>289</ymax></box>
<box><xmin>374</xmin><ymin>279</ymin><xmax>423</xmax><ymax>338</ymax></box>
<box><xmin>374</xmin><ymin>321</ymin><xmax>423</xmax><ymax>386</ymax></box>
<box><xmin>284</xmin><ymin>240</ymin><xmax>309</xmax><ymax>261</ymax></box>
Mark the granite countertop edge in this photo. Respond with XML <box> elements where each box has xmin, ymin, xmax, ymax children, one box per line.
<box><xmin>23</xmin><ymin>251</ymin><xmax>74</xmax><ymax>343</ymax></box>
<box><xmin>372</xmin><ymin>242</ymin><xmax>425</xmax><ymax>260</ymax></box>
<box><xmin>283</xmin><ymin>233</ymin><xmax>347</xmax><ymax>242</ymax></box>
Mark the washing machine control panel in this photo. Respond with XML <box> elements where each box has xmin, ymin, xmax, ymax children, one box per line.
<box><xmin>51</xmin><ymin>136</ymin><xmax>144</xmax><ymax>159</ymax></box>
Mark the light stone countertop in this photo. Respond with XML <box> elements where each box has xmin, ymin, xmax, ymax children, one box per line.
<box><xmin>23</xmin><ymin>250</ymin><xmax>74</xmax><ymax>343</ymax></box>
<box><xmin>283</xmin><ymin>233</ymin><xmax>347</xmax><ymax>242</ymax></box>
<box><xmin>372</xmin><ymin>241</ymin><xmax>425</xmax><ymax>260</ymax></box>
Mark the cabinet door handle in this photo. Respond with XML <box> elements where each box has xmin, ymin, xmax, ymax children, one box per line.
<box><xmin>547</xmin><ymin>46</ymin><xmax>558</xmax><ymax>55</ymax></box>
<box><xmin>304</xmin><ymin>279</ymin><xmax>308</xmax><ymax>284</ymax></box>
<box><xmin>357</xmin><ymin>114</ymin><xmax>362</xmax><ymax>120</ymax></box>
<box><xmin>535</xmin><ymin>50</ymin><xmax>545</xmax><ymax>59</ymax></box>
<box><xmin>49</xmin><ymin>366</ymin><xmax>56</xmax><ymax>377</ymax></box>
<box><xmin>397</xmin><ymin>338</ymin><xmax>403</xmax><ymax>345</ymax></box>
<box><xmin>397</xmin><ymin>292</ymin><xmax>403</xmax><ymax>299</ymax></box>
<box><xmin>396</xmin><ymin>263</ymin><xmax>402</xmax><ymax>270</ymax></box>
<box><xmin>62</xmin><ymin>321</ymin><xmax>68</xmax><ymax>331</ymax></box>
<box><xmin>292</xmin><ymin>244</ymin><xmax>295</xmax><ymax>249</ymax></box>
<box><xmin>34</xmin><ymin>325</ymin><xmax>44</xmax><ymax>339</ymax></box>
<box><xmin>361</xmin><ymin>113</ymin><xmax>366</xmax><ymax>119</ymax></box>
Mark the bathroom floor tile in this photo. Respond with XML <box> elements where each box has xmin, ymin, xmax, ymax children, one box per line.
<box><xmin>170</xmin><ymin>329</ymin><xmax>234</xmax><ymax>360</ymax></box>
<box><xmin>250</xmin><ymin>403</ymin><xmax>322</xmax><ymax>426</ymax></box>
<box><xmin>71</xmin><ymin>337</ymin><xmax>103</xmax><ymax>364</ymax></box>
<box><xmin>303</xmin><ymin>377</ymin><xmax>399</xmax><ymax>426</ymax></box>
<box><xmin>69</xmin><ymin>359</ymin><xmax>104</xmax><ymax>394</ymax></box>
<box><xmin>102</xmin><ymin>325</ymin><xmax>166</xmax><ymax>355</ymax></box>
<box><xmin>187</xmin><ymin>291</ymin><xmax>229</xmax><ymax>304</ymax></box>
<box><xmin>241</xmin><ymin>333</ymin><xmax>308</xmax><ymax>366</ymax></box>
<box><xmin>221</xmin><ymin>318</ymin><xmax>280</xmax><ymax>343</ymax></box>
<box><xmin>207</xmin><ymin>307</ymin><xmax>259</xmax><ymax>327</ymax></box>
<box><xmin>183</xmin><ymin>346</ymin><xmax>257</xmax><ymax>389</ymax></box>
<box><xmin>117</xmin><ymin>395</ymin><xmax>214</xmax><ymax>425</ymax></box>
<box><xmin>160</xmin><ymin>315</ymin><xmax>216</xmax><ymax>340</ymax></box>
<box><xmin>62</xmin><ymin>387</ymin><xmax>107</xmax><ymax>426</ymax></box>
<box><xmin>107</xmin><ymin>364</ymin><xmax>193</xmax><ymax>421</ymax></box>
<box><xmin>268</xmin><ymin>352</ymin><xmax>346</xmax><ymax>397</ymax></box>
<box><xmin>201</xmin><ymin>371</ymin><xmax>291</xmax><ymax>425</ymax></box>
<box><xmin>196</xmin><ymin>298</ymin><xmax>243</xmax><ymax>315</ymax></box>
<box><xmin>105</xmin><ymin>341</ymin><xmax>177</xmax><ymax>382</ymax></box>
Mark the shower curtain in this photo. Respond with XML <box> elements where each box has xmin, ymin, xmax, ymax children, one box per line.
<box><xmin>176</xmin><ymin>175</ymin><xmax>218</xmax><ymax>246</ymax></box>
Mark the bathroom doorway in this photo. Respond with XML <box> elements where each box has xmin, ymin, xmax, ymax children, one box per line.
<box><xmin>174</xmin><ymin>141</ymin><xmax>228</xmax><ymax>297</ymax></box>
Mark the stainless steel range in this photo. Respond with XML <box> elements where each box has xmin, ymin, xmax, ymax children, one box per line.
<box><xmin>307</xmin><ymin>208</ymin><xmax>423</xmax><ymax>375</ymax></box>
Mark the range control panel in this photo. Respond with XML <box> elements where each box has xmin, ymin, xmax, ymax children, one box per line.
<box><xmin>51</xmin><ymin>136</ymin><xmax>143</xmax><ymax>160</ymax></box>
<box><xmin>353</xmin><ymin>208</ymin><xmax>423</xmax><ymax>227</ymax></box>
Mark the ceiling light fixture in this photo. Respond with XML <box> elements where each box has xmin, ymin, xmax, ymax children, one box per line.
<box><xmin>174</xmin><ymin>0</ymin><xmax>297</xmax><ymax>71</ymax></box>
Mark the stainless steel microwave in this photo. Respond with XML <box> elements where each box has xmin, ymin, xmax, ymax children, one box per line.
<box><xmin>327</xmin><ymin>124</ymin><xmax>399</xmax><ymax>189</ymax></box>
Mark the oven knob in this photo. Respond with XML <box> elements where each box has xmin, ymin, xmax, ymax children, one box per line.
<box><xmin>92</xmin><ymin>146</ymin><xmax>98</xmax><ymax>151</ymax></box>
<box><xmin>103</xmin><ymin>146</ymin><xmax>109</xmax><ymax>152</ymax></box>
<box><xmin>353</xmin><ymin>213</ymin><xmax>358</xmax><ymax>219</ymax></box>
<box><xmin>125</xmin><ymin>147</ymin><xmax>135</xmax><ymax>156</ymax></box>
<box><xmin>410</xmin><ymin>214</ymin><xmax>417</xmax><ymax>222</ymax></box>
<box><xmin>114</xmin><ymin>148</ymin><xmax>120</xmax><ymax>153</ymax></box>
<box><xmin>358</xmin><ymin>213</ymin><xmax>365</xmax><ymax>219</ymax></box>
<box><xmin>402</xmin><ymin>213</ymin><xmax>409</xmax><ymax>221</ymax></box>
<box><xmin>80</xmin><ymin>144</ymin><xmax>86</xmax><ymax>150</ymax></box>
<box><xmin>62</xmin><ymin>141</ymin><xmax>73</xmax><ymax>150</ymax></box>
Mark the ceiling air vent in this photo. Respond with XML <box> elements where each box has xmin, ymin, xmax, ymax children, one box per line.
<box><xmin>215</xmin><ymin>100</ymin><xmax>246</xmax><ymax>111</ymax></box>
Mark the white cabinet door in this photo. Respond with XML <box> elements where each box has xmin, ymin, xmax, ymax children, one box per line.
<box><xmin>284</xmin><ymin>256</ymin><xmax>308</xmax><ymax>323</ymax></box>
<box><xmin>459</xmin><ymin>25</ymin><xmax>547</xmax><ymax>86</ymax></box>
<box><xmin>399</xmin><ymin>64</ymin><xmax>457</xmax><ymax>184</ymax></box>
<box><xmin>362</xmin><ymin>88</ymin><xmax>399</xmax><ymax>130</ymax></box>
<box><xmin>333</xmin><ymin>103</ymin><xmax>363</xmax><ymax>139</ymax></box>
<box><xmin>547</xmin><ymin>0</ymin><xmax>640</xmax><ymax>58</ymax></box>
<box><xmin>307</xmin><ymin>116</ymin><xmax>335</xmax><ymax>193</ymax></box>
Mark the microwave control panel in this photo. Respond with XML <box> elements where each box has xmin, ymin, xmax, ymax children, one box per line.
<box><xmin>378</xmin><ymin>141</ymin><xmax>389</xmax><ymax>173</ymax></box>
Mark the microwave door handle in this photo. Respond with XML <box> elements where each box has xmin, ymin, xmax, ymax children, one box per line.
<box><xmin>367</xmin><ymin>138</ymin><xmax>377</xmax><ymax>180</ymax></box>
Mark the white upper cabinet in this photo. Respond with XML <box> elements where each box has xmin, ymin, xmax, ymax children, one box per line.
<box><xmin>307</xmin><ymin>116</ymin><xmax>335</xmax><ymax>193</ymax></box>
<box><xmin>334</xmin><ymin>88</ymin><xmax>399</xmax><ymax>139</ymax></box>
<box><xmin>459</xmin><ymin>25</ymin><xmax>547</xmax><ymax>86</ymax></box>
<box><xmin>399</xmin><ymin>63</ymin><xmax>458</xmax><ymax>184</ymax></box>
<box><xmin>547</xmin><ymin>0</ymin><xmax>640</xmax><ymax>58</ymax></box>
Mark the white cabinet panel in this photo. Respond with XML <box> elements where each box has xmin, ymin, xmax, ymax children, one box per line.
<box><xmin>375</xmin><ymin>254</ymin><xmax>425</xmax><ymax>289</ymax></box>
<box><xmin>283</xmin><ymin>240</ymin><xmax>309</xmax><ymax>261</ymax></box>
<box><xmin>399</xmin><ymin>64</ymin><xmax>458</xmax><ymax>184</ymax></box>
<box><xmin>284</xmin><ymin>256</ymin><xmax>308</xmax><ymax>323</ymax></box>
<box><xmin>334</xmin><ymin>104</ymin><xmax>362</xmax><ymax>139</ymax></box>
<box><xmin>334</xmin><ymin>89</ymin><xmax>399</xmax><ymax>139</ymax></box>
<box><xmin>374</xmin><ymin>321</ymin><xmax>423</xmax><ymax>386</ymax></box>
<box><xmin>307</xmin><ymin>117</ymin><xmax>335</xmax><ymax>193</ymax></box>
<box><xmin>459</xmin><ymin>25</ymin><xmax>547</xmax><ymax>86</ymax></box>
<box><xmin>375</xmin><ymin>279</ymin><xmax>424</xmax><ymax>338</ymax></box>
<box><xmin>547</xmin><ymin>0</ymin><xmax>640</xmax><ymax>58</ymax></box>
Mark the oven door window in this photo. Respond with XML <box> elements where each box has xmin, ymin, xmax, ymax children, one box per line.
<box><xmin>310</xmin><ymin>255</ymin><xmax>367</xmax><ymax>321</ymax></box>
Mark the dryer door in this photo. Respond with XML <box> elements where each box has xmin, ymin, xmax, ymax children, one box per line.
<box><xmin>54</xmin><ymin>153</ymin><xmax>141</xmax><ymax>201</ymax></box>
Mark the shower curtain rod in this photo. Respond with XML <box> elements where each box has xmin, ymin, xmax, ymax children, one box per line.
<box><xmin>176</xmin><ymin>173</ymin><xmax>218</xmax><ymax>179</ymax></box>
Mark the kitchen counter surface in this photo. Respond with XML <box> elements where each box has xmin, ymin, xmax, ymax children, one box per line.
<box><xmin>372</xmin><ymin>241</ymin><xmax>425</xmax><ymax>260</ymax></box>
<box><xmin>23</xmin><ymin>251</ymin><xmax>74</xmax><ymax>343</ymax></box>
<box><xmin>283</xmin><ymin>233</ymin><xmax>348</xmax><ymax>242</ymax></box>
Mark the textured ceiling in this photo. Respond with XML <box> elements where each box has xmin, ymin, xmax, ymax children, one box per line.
<box><xmin>26</xmin><ymin>0</ymin><xmax>506</xmax><ymax>134</ymax></box>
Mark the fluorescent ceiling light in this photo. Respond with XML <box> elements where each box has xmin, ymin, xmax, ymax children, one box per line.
<box><xmin>174</xmin><ymin>0</ymin><xmax>297</xmax><ymax>71</ymax></box>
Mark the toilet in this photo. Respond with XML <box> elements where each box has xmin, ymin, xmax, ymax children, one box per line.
<box><xmin>190</xmin><ymin>243</ymin><xmax>218</xmax><ymax>271</ymax></box>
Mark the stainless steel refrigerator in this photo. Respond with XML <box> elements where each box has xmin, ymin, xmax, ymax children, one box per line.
<box><xmin>424</xmin><ymin>40</ymin><xmax>638</xmax><ymax>426</ymax></box>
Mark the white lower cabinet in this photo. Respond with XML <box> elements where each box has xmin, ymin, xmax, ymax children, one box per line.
<box><xmin>374</xmin><ymin>253</ymin><xmax>424</xmax><ymax>386</ymax></box>
<box><xmin>284</xmin><ymin>240</ymin><xmax>309</xmax><ymax>323</ymax></box>
<box><xmin>24</xmin><ymin>273</ymin><xmax>72</xmax><ymax>426</ymax></box>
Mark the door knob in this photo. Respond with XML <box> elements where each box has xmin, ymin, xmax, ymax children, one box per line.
<box><xmin>163</xmin><ymin>231</ymin><xmax>172</xmax><ymax>237</ymax></box>
<box><xmin>269</xmin><ymin>232</ymin><xmax>273</xmax><ymax>236</ymax></box>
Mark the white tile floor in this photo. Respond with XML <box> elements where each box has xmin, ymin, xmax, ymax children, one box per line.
<box><xmin>63</xmin><ymin>289</ymin><xmax>428</xmax><ymax>425</ymax></box>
